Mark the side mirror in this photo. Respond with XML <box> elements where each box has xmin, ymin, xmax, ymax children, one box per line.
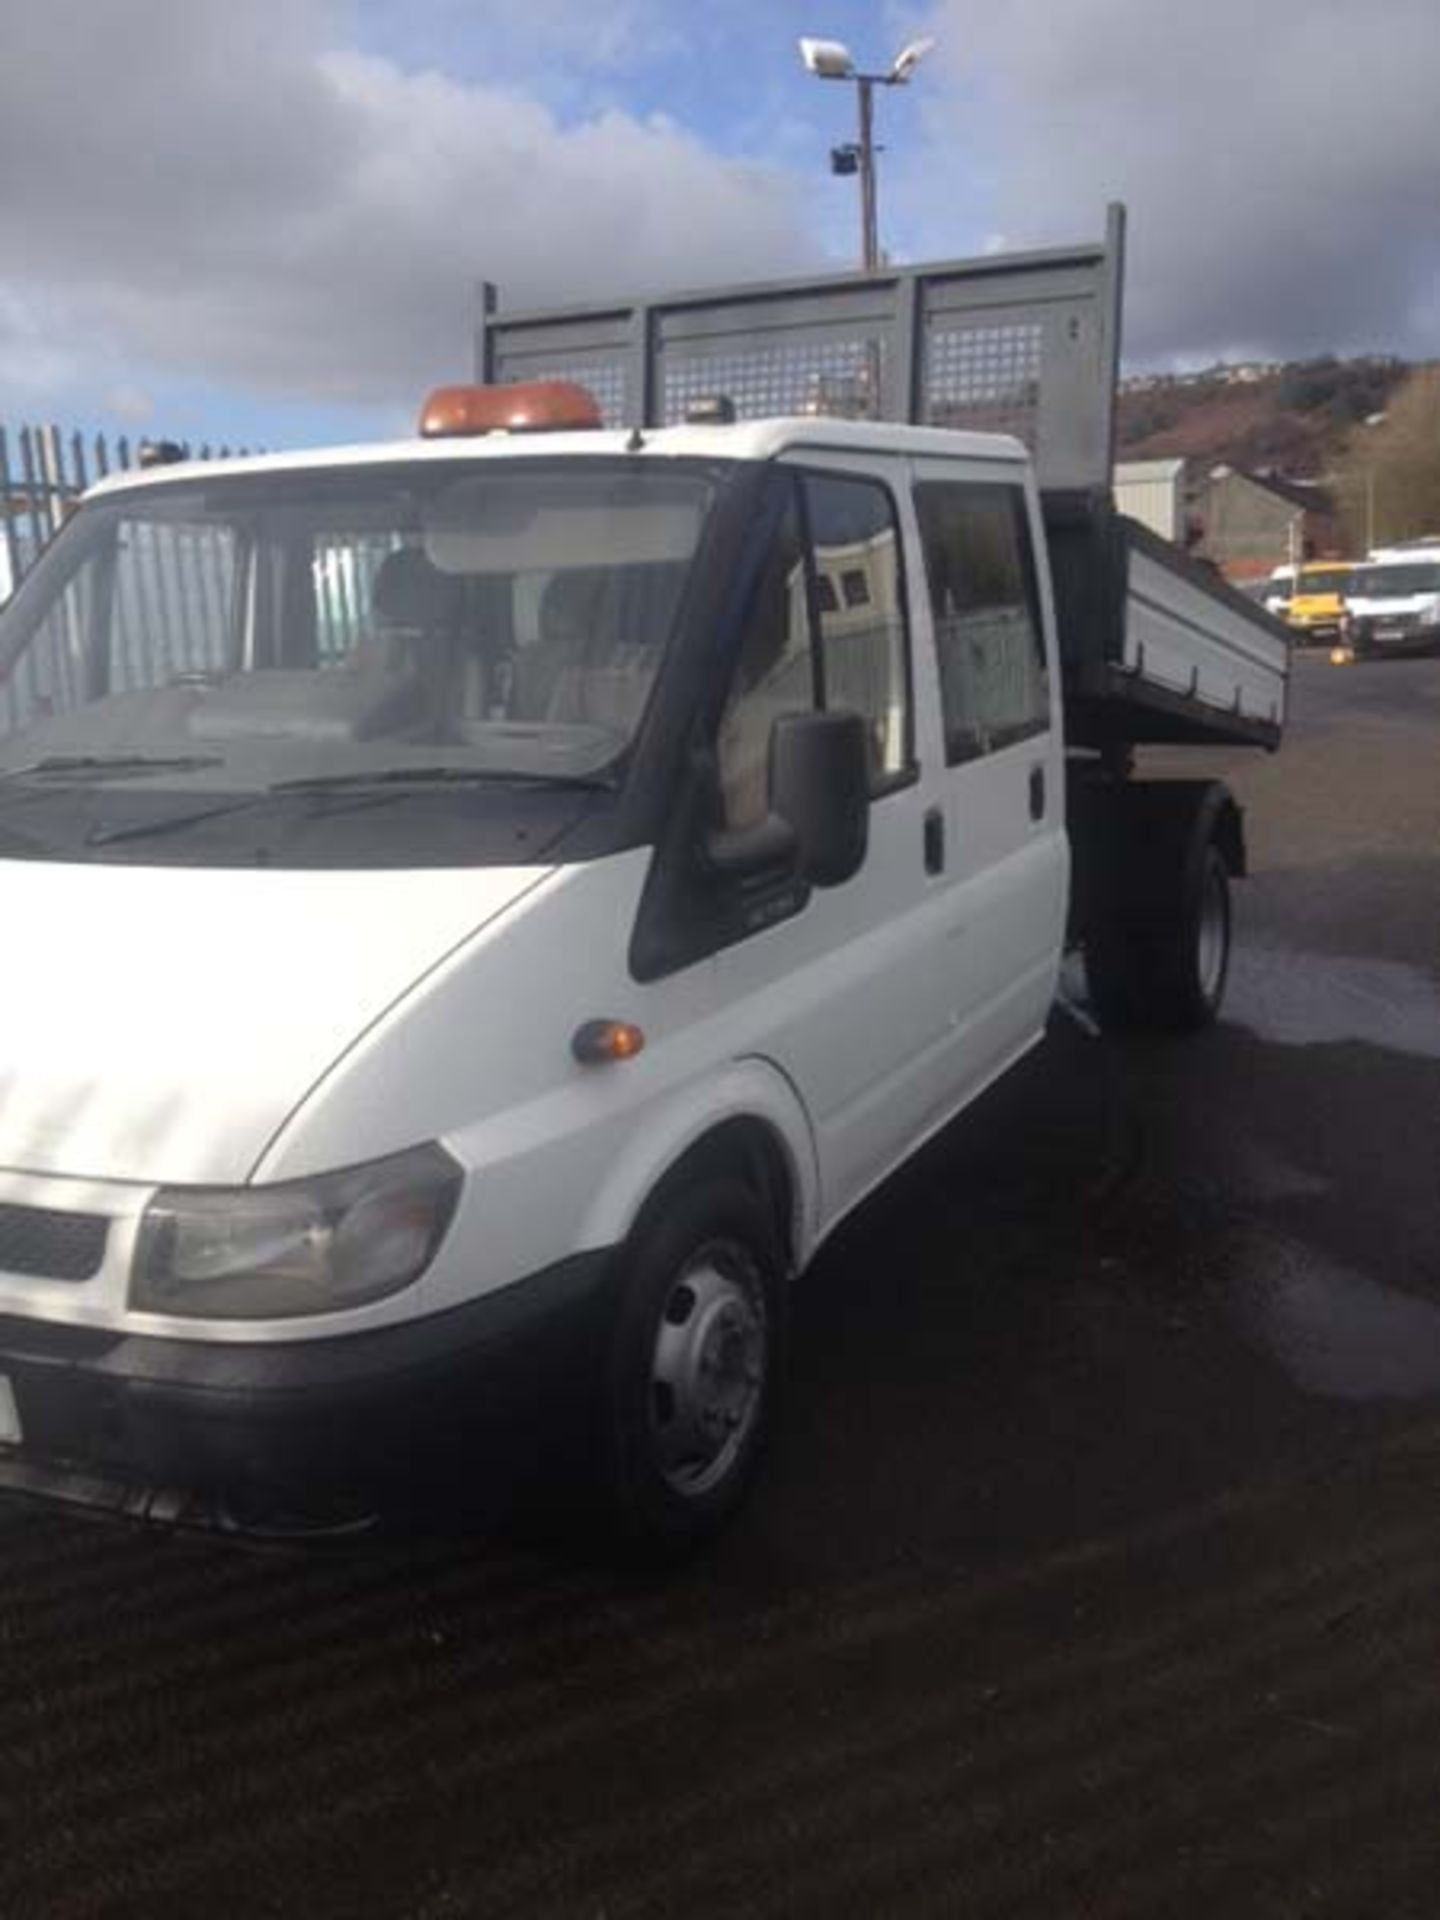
<box><xmin>702</xmin><ymin>810</ymin><xmax>798</xmax><ymax>880</ymax></box>
<box><xmin>769</xmin><ymin>708</ymin><xmax>870</xmax><ymax>888</ymax></box>
<box><xmin>702</xmin><ymin>709</ymin><xmax>871</xmax><ymax>889</ymax></box>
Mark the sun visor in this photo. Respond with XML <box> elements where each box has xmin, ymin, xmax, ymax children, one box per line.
<box><xmin>423</xmin><ymin>477</ymin><xmax>706</xmax><ymax>576</ymax></box>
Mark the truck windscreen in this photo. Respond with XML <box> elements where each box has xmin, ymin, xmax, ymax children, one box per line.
<box><xmin>0</xmin><ymin>458</ymin><xmax>718</xmax><ymax>864</ymax></box>
<box><xmin>1294</xmin><ymin>570</ymin><xmax>1355</xmax><ymax>597</ymax></box>
<box><xmin>1351</xmin><ymin>563</ymin><xmax>1440</xmax><ymax>598</ymax></box>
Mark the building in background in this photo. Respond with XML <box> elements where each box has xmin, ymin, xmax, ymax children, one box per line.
<box><xmin>1114</xmin><ymin>458</ymin><xmax>1189</xmax><ymax>544</ymax></box>
<box><xmin>1193</xmin><ymin>467</ymin><xmax>1340</xmax><ymax>581</ymax></box>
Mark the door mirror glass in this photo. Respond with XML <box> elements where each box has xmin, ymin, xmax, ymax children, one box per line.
<box><xmin>703</xmin><ymin>709</ymin><xmax>869</xmax><ymax>888</ymax></box>
<box><xmin>769</xmin><ymin>708</ymin><xmax>869</xmax><ymax>888</ymax></box>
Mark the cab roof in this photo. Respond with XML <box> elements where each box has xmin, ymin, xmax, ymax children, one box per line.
<box><xmin>81</xmin><ymin>415</ymin><xmax>1032</xmax><ymax>504</ymax></box>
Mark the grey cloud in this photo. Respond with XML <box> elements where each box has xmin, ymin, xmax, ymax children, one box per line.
<box><xmin>9</xmin><ymin>0</ymin><xmax>1428</xmax><ymax>420</ymax></box>
<box><xmin>0</xmin><ymin>0</ymin><xmax>816</xmax><ymax>410</ymax></box>
<box><xmin>915</xmin><ymin>0</ymin><xmax>1440</xmax><ymax>364</ymax></box>
<box><xmin>351</xmin><ymin>0</ymin><xmax>682</xmax><ymax>76</ymax></box>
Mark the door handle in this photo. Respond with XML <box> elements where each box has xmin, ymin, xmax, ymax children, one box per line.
<box><xmin>1029</xmin><ymin>765</ymin><xmax>1046</xmax><ymax>821</ymax></box>
<box><xmin>923</xmin><ymin>806</ymin><xmax>945</xmax><ymax>874</ymax></box>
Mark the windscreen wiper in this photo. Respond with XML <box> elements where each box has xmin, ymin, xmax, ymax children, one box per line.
<box><xmin>82</xmin><ymin>785</ymin><xmax>402</xmax><ymax>847</ymax></box>
<box><xmin>82</xmin><ymin>793</ymin><xmax>285</xmax><ymax>848</ymax></box>
<box><xmin>271</xmin><ymin>765</ymin><xmax>618</xmax><ymax>793</ymax></box>
<box><xmin>0</xmin><ymin>754</ymin><xmax>225</xmax><ymax>782</ymax></box>
<box><xmin>75</xmin><ymin>764</ymin><xmax>616</xmax><ymax>848</ymax></box>
<box><xmin>80</xmin><ymin>765</ymin><xmax>614</xmax><ymax>847</ymax></box>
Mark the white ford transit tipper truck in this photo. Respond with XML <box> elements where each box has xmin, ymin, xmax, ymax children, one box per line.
<box><xmin>0</xmin><ymin>216</ymin><xmax>1289</xmax><ymax>1548</ymax></box>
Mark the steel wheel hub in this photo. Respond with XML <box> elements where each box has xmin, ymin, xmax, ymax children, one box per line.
<box><xmin>649</xmin><ymin>1243</ymin><xmax>767</xmax><ymax>1498</ymax></box>
<box><xmin>1197</xmin><ymin>860</ymin><xmax>1228</xmax><ymax>1004</ymax></box>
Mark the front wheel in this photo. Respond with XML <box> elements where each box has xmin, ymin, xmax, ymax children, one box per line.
<box><xmin>598</xmin><ymin>1180</ymin><xmax>782</xmax><ymax>1556</ymax></box>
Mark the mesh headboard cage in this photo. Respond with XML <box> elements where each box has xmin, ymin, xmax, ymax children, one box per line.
<box><xmin>475</xmin><ymin>206</ymin><xmax>1125</xmax><ymax>494</ymax></box>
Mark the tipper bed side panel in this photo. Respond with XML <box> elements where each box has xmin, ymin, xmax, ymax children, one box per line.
<box><xmin>1045</xmin><ymin>492</ymin><xmax>1290</xmax><ymax>750</ymax></box>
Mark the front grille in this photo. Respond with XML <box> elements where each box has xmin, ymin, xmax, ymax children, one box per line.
<box><xmin>0</xmin><ymin>1203</ymin><xmax>109</xmax><ymax>1281</ymax></box>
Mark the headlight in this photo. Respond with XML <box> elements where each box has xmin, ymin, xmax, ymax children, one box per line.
<box><xmin>133</xmin><ymin>1143</ymin><xmax>462</xmax><ymax>1319</ymax></box>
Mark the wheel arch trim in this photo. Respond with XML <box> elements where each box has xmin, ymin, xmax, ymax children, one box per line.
<box><xmin>574</xmin><ymin>1059</ymin><xmax>819</xmax><ymax>1274</ymax></box>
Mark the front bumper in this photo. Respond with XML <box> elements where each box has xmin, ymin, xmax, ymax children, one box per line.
<box><xmin>1288</xmin><ymin>618</ymin><xmax>1343</xmax><ymax>643</ymax></box>
<box><xmin>1349</xmin><ymin>620</ymin><xmax>1440</xmax><ymax>654</ymax></box>
<box><xmin>0</xmin><ymin>1252</ymin><xmax>615</xmax><ymax>1533</ymax></box>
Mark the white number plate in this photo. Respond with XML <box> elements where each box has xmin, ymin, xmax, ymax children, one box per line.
<box><xmin>0</xmin><ymin>1376</ymin><xmax>21</xmax><ymax>1446</ymax></box>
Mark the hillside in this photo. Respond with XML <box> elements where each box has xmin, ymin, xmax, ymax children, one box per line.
<box><xmin>1330</xmin><ymin>363</ymin><xmax>1440</xmax><ymax>547</ymax></box>
<box><xmin>1117</xmin><ymin>356</ymin><xmax>1409</xmax><ymax>480</ymax></box>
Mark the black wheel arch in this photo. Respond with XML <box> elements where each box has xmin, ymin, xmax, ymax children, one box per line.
<box><xmin>1069</xmin><ymin>775</ymin><xmax>1245</xmax><ymax>946</ymax></box>
<box><xmin>628</xmin><ymin>1117</ymin><xmax>800</xmax><ymax>1279</ymax></box>
<box><xmin>1072</xmin><ymin>775</ymin><xmax>1243</xmax><ymax>1034</ymax></box>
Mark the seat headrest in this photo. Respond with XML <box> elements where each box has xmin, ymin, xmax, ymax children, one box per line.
<box><xmin>372</xmin><ymin>546</ymin><xmax>458</xmax><ymax>629</ymax></box>
<box><xmin>539</xmin><ymin>569</ymin><xmax>611</xmax><ymax>642</ymax></box>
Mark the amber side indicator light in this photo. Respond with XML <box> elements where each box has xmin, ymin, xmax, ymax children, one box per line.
<box><xmin>419</xmin><ymin>380</ymin><xmax>604</xmax><ymax>437</ymax></box>
<box><xmin>572</xmin><ymin>1020</ymin><xmax>646</xmax><ymax>1065</ymax></box>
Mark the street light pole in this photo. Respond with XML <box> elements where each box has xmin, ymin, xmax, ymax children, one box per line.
<box><xmin>856</xmin><ymin>75</ymin><xmax>878</xmax><ymax>274</ymax></box>
<box><xmin>799</xmin><ymin>35</ymin><xmax>935</xmax><ymax>276</ymax></box>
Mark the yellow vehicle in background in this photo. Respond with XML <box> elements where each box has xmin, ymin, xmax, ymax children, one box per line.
<box><xmin>1277</xmin><ymin>561</ymin><xmax>1357</xmax><ymax>643</ymax></box>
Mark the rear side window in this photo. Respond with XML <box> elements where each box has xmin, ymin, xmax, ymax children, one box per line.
<box><xmin>913</xmin><ymin>480</ymin><xmax>1049</xmax><ymax>762</ymax></box>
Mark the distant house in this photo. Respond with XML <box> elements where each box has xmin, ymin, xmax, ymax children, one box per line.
<box><xmin>1193</xmin><ymin>467</ymin><xmax>1340</xmax><ymax>580</ymax></box>
<box><xmin>1214</xmin><ymin>362</ymin><xmax>1282</xmax><ymax>387</ymax></box>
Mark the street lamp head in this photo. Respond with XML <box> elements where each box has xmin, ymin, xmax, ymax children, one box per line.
<box><xmin>888</xmin><ymin>35</ymin><xmax>936</xmax><ymax>83</ymax></box>
<box><xmin>798</xmin><ymin>30</ymin><xmax>933</xmax><ymax>274</ymax></box>
<box><xmin>798</xmin><ymin>36</ymin><xmax>856</xmax><ymax>79</ymax></box>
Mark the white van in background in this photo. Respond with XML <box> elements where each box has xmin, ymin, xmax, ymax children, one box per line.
<box><xmin>1344</xmin><ymin>545</ymin><xmax>1440</xmax><ymax>655</ymax></box>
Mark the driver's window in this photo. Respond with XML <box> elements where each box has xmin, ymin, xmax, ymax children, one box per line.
<box><xmin>715</xmin><ymin>469</ymin><xmax>912</xmax><ymax>831</ymax></box>
<box><xmin>716</xmin><ymin>488</ymin><xmax>814</xmax><ymax>830</ymax></box>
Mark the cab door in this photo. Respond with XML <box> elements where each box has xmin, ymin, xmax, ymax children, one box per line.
<box><xmin>705</xmin><ymin>457</ymin><xmax>961</xmax><ymax>1227</ymax></box>
<box><xmin>907</xmin><ymin>458</ymin><xmax>1068</xmax><ymax>1083</ymax></box>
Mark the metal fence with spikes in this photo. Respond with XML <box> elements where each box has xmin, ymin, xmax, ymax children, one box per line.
<box><xmin>0</xmin><ymin>424</ymin><xmax>247</xmax><ymax>599</ymax></box>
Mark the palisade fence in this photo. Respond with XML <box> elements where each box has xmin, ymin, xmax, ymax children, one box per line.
<box><xmin>0</xmin><ymin>424</ymin><xmax>249</xmax><ymax>596</ymax></box>
<box><xmin>0</xmin><ymin>425</ymin><xmax>278</xmax><ymax>735</ymax></box>
<box><xmin>0</xmin><ymin>427</ymin><xmax>415</xmax><ymax>738</ymax></box>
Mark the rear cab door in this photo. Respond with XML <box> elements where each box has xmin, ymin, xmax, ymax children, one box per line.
<box><xmin>907</xmin><ymin>453</ymin><xmax>1068</xmax><ymax>1081</ymax></box>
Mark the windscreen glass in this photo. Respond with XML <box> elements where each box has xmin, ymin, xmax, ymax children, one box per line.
<box><xmin>0</xmin><ymin>459</ymin><xmax>717</xmax><ymax>866</ymax></box>
<box><xmin>1350</xmin><ymin>563</ymin><xmax>1440</xmax><ymax>598</ymax></box>
<box><xmin>1294</xmin><ymin>569</ymin><xmax>1354</xmax><ymax>597</ymax></box>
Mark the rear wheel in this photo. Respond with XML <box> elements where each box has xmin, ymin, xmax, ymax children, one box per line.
<box><xmin>598</xmin><ymin>1180</ymin><xmax>781</xmax><ymax>1556</ymax></box>
<box><xmin>1087</xmin><ymin>840</ymin><xmax>1232</xmax><ymax>1033</ymax></box>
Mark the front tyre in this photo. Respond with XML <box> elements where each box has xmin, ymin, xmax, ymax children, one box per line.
<box><xmin>599</xmin><ymin>1181</ymin><xmax>781</xmax><ymax>1557</ymax></box>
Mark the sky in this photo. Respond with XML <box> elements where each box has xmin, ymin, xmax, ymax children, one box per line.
<box><xmin>1</xmin><ymin>0</ymin><xmax>1438</xmax><ymax>449</ymax></box>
